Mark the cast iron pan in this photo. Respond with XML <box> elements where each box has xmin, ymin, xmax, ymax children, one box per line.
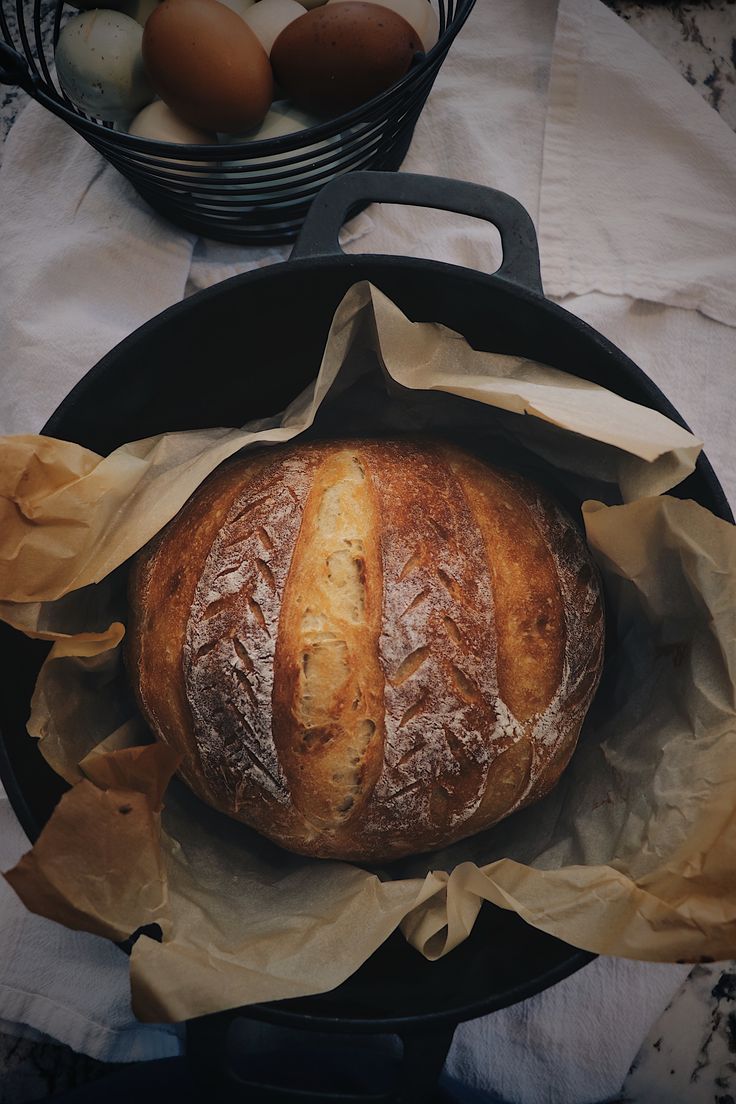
<box><xmin>0</xmin><ymin>173</ymin><xmax>732</xmax><ymax>1104</ymax></box>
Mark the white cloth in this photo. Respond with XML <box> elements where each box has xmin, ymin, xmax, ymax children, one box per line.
<box><xmin>0</xmin><ymin>108</ymin><xmax>195</xmax><ymax>437</ymax></box>
<box><xmin>0</xmin><ymin>0</ymin><xmax>734</xmax><ymax>1099</ymax></box>
<box><xmin>443</xmin><ymin>956</ymin><xmax>690</xmax><ymax>1104</ymax></box>
<box><xmin>540</xmin><ymin>0</ymin><xmax>736</xmax><ymax>329</ymax></box>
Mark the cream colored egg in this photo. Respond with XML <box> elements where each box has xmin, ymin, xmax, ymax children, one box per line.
<box><xmin>243</xmin><ymin>0</ymin><xmax>305</xmax><ymax>55</ymax></box>
<box><xmin>129</xmin><ymin>99</ymin><xmax>216</xmax><ymax>143</ymax></box>
<box><xmin>55</xmin><ymin>10</ymin><xmax>154</xmax><ymax>125</ymax></box>
<box><xmin>217</xmin><ymin>0</ymin><xmax>257</xmax><ymax>17</ymax></box>
<box><xmin>327</xmin><ymin>0</ymin><xmax>438</xmax><ymax>51</ymax></box>
<box><xmin>117</xmin><ymin>0</ymin><xmax>161</xmax><ymax>26</ymax></box>
<box><xmin>218</xmin><ymin>101</ymin><xmax>336</xmax><ymax>206</ymax></box>
<box><xmin>129</xmin><ymin>99</ymin><xmax>215</xmax><ymax>172</ymax></box>
<box><xmin>223</xmin><ymin>100</ymin><xmax>322</xmax><ymax>143</ymax></box>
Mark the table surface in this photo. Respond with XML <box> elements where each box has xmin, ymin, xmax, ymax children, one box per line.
<box><xmin>1</xmin><ymin>2</ymin><xmax>736</xmax><ymax>1102</ymax></box>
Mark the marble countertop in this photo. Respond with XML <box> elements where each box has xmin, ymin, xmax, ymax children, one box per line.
<box><xmin>609</xmin><ymin>0</ymin><xmax>736</xmax><ymax>131</ymax></box>
<box><xmin>623</xmin><ymin>963</ymin><xmax>736</xmax><ymax>1103</ymax></box>
<box><xmin>1</xmin><ymin>2</ymin><xmax>736</xmax><ymax>1103</ymax></box>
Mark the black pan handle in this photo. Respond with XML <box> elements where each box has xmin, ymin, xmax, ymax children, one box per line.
<box><xmin>186</xmin><ymin>1012</ymin><xmax>456</xmax><ymax>1103</ymax></box>
<box><xmin>0</xmin><ymin>41</ymin><xmax>38</xmax><ymax>94</ymax></box>
<box><xmin>291</xmin><ymin>171</ymin><xmax>543</xmax><ymax>295</ymax></box>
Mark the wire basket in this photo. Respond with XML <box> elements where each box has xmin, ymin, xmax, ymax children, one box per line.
<box><xmin>0</xmin><ymin>0</ymin><xmax>476</xmax><ymax>243</ymax></box>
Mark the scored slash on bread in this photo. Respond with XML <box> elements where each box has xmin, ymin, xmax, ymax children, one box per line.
<box><xmin>127</xmin><ymin>439</ymin><xmax>604</xmax><ymax>863</ymax></box>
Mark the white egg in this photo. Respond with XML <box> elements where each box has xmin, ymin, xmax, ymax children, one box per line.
<box><xmin>117</xmin><ymin>0</ymin><xmax>160</xmax><ymax>25</ymax></box>
<box><xmin>55</xmin><ymin>10</ymin><xmax>154</xmax><ymax>125</ymax></box>
<box><xmin>224</xmin><ymin>101</ymin><xmax>321</xmax><ymax>144</ymax></box>
<box><xmin>327</xmin><ymin>0</ymin><xmax>439</xmax><ymax>51</ymax></box>
<box><xmin>129</xmin><ymin>100</ymin><xmax>215</xmax><ymax>144</ymax></box>
<box><xmin>129</xmin><ymin>100</ymin><xmax>215</xmax><ymax>173</ymax></box>
<box><xmin>243</xmin><ymin>0</ymin><xmax>305</xmax><ymax>56</ymax></box>
<box><xmin>217</xmin><ymin>0</ymin><xmax>257</xmax><ymax>16</ymax></box>
<box><xmin>217</xmin><ymin>102</ymin><xmax>336</xmax><ymax>207</ymax></box>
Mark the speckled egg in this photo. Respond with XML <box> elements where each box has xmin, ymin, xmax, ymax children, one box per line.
<box><xmin>55</xmin><ymin>10</ymin><xmax>154</xmax><ymax>124</ymax></box>
<box><xmin>327</xmin><ymin>0</ymin><xmax>438</xmax><ymax>51</ymax></box>
<box><xmin>142</xmin><ymin>0</ymin><xmax>273</xmax><ymax>134</ymax></box>
<box><xmin>271</xmin><ymin>2</ymin><xmax>420</xmax><ymax>116</ymax></box>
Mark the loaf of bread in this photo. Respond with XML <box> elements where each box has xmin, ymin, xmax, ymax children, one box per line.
<box><xmin>127</xmin><ymin>439</ymin><xmax>604</xmax><ymax>862</ymax></box>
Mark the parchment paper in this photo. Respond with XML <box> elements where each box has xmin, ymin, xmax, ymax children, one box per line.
<box><xmin>2</xmin><ymin>282</ymin><xmax>735</xmax><ymax>1024</ymax></box>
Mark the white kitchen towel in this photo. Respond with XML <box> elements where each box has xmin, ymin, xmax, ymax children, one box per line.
<box><xmin>548</xmin><ymin>290</ymin><xmax>736</xmax><ymax>510</ymax></box>
<box><xmin>539</xmin><ymin>0</ymin><xmax>736</xmax><ymax>327</ymax></box>
<box><xmin>0</xmin><ymin>103</ymin><xmax>196</xmax><ymax>437</ymax></box>
<box><xmin>0</xmin><ymin>0</ymin><xmax>734</xmax><ymax>1099</ymax></box>
<box><xmin>443</xmin><ymin>956</ymin><xmax>690</xmax><ymax>1104</ymax></box>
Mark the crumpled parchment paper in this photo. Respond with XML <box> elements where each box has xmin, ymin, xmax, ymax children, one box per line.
<box><xmin>2</xmin><ymin>282</ymin><xmax>734</xmax><ymax>1023</ymax></box>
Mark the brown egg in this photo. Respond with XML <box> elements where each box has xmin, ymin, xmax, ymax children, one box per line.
<box><xmin>271</xmin><ymin>2</ymin><xmax>420</xmax><ymax>117</ymax></box>
<box><xmin>142</xmin><ymin>0</ymin><xmax>273</xmax><ymax>134</ymax></box>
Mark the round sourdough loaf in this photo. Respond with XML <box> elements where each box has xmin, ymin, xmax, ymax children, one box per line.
<box><xmin>127</xmin><ymin>439</ymin><xmax>604</xmax><ymax>862</ymax></box>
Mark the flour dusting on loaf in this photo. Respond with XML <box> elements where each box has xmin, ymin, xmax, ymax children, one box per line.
<box><xmin>365</xmin><ymin>441</ymin><xmax>499</xmax><ymax>842</ymax></box>
<box><xmin>184</xmin><ymin>450</ymin><xmax>320</xmax><ymax>809</ymax></box>
<box><xmin>127</xmin><ymin>438</ymin><xmax>605</xmax><ymax>862</ymax></box>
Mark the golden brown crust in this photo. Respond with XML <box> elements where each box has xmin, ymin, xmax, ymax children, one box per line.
<box><xmin>272</xmin><ymin>448</ymin><xmax>385</xmax><ymax>834</ymax></box>
<box><xmin>353</xmin><ymin>439</ymin><xmax>501</xmax><ymax>858</ymax></box>
<box><xmin>127</xmin><ymin>439</ymin><xmax>605</xmax><ymax>862</ymax></box>
<box><xmin>126</xmin><ymin>455</ymin><xmax>274</xmax><ymax>801</ymax></box>
<box><xmin>454</xmin><ymin>456</ymin><xmax>565</xmax><ymax>722</ymax></box>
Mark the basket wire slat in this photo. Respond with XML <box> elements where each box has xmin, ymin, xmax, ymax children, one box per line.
<box><xmin>32</xmin><ymin>0</ymin><xmax>53</xmax><ymax>86</ymax></box>
<box><xmin>1</xmin><ymin>0</ymin><xmax>476</xmax><ymax>242</ymax></box>
<box><xmin>12</xmin><ymin>0</ymin><xmax>38</xmax><ymax>80</ymax></box>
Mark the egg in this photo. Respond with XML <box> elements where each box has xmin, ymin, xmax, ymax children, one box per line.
<box><xmin>128</xmin><ymin>100</ymin><xmax>216</xmax><ymax>173</ymax></box>
<box><xmin>271</xmin><ymin>2</ymin><xmax>421</xmax><ymax>116</ymax></box>
<box><xmin>129</xmin><ymin>99</ymin><xmax>216</xmax><ymax>144</ymax></box>
<box><xmin>118</xmin><ymin>0</ymin><xmax>161</xmax><ymax>26</ymax></box>
<box><xmin>217</xmin><ymin>0</ymin><xmax>256</xmax><ymax>16</ymax></box>
<box><xmin>55</xmin><ymin>10</ymin><xmax>154</xmax><ymax>125</ymax></box>
<box><xmin>216</xmin><ymin>102</ymin><xmax>342</xmax><ymax>209</ymax></box>
<box><xmin>242</xmin><ymin>0</ymin><xmax>305</xmax><ymax>56</ymax></box>
<box><xmin>65</xmin><ymin>0</ymin><xmax>158</xmax><ymax>16</ymax></box>
<box><xmin>142</xmin><ymin>0</ymin><xmax>273</xmax><ymax>134</ymax></box>
<box><xmin>327</xmin><ymin>0</ymin><xmax>438</xmax><ymax>51</ymax></box>
<box><xmin>223</xmin><ymin>100</ymin><xmax>323</xmax><ymax>144</ymax></box>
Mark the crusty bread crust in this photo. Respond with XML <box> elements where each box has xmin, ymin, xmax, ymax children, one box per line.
<box><xmin>127</xmin><ymin>439</ymin><xmax>605</xmax><ymax>862</ymax></box>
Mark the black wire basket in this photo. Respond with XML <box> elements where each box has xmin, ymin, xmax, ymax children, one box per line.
<box><xmin>0</xmin><ymin>0</ymin><xmax>476</xmax><ymax>243</ymax></box>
